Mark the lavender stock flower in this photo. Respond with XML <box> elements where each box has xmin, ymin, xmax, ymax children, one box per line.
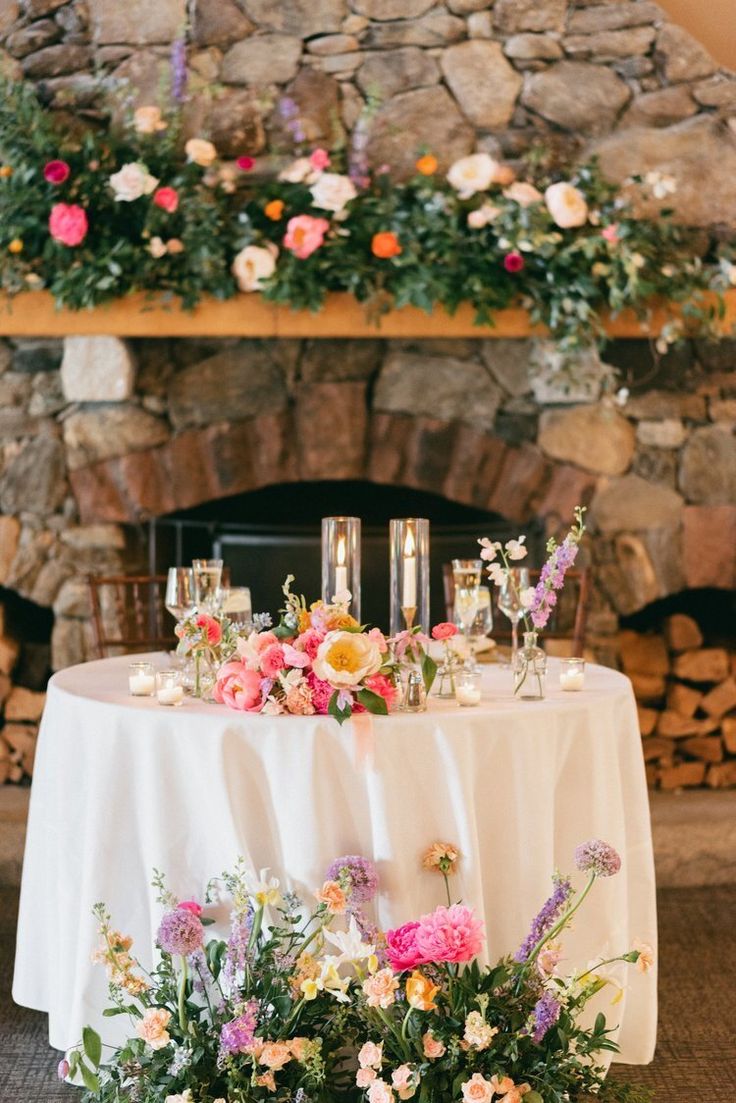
<box><xmin>219</xmin><ymin>1001</ymin><xmax>258</xmax><ymax>1057</ymax></box>
<box><xmin>223</xmin><ymin>909</ymin><xmax>254</xmax><ymax>988</ymax></box>
<box><xmin>531</xmin><ymin>991</ymin><xmax>562</xmax><ymax>1043</ymax></box>
<box><xmin>514</xmin><ymin>874</ymin><xmax>572</xmax><ymax>962</ymax></box>
<box><xmin>170</xmin><ymin>37</ymin><xmax>188</xmax><ymax>103</ymax></box>
<box><xmin>575</xmin><ymin>839</ymin><xmax>622</xmax><ymax>878</ymax></box>
<box><xmin>529</xmin><ymin>537</ymin><xmax>579</xmax><ymax>629</ymax></box>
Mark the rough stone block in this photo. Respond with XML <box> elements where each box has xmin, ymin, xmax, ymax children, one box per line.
<box><xmin>63</xmin><ymin>406</ymin><xmax>169</xmax><ymax>471</ymax></box>
<box><xmin>240</xmin><ymin>0</ymin><xmax>345</xmax><ymax>37</ymax></box>
<box><xmin>636</xmin><ymin>419</ymin><xmax>687</xmax><ymax>449</ymax></box>
<box><xmin>539</xmin><ymin>404</ymin><xmax>635</xmax><ymax>475</ymax></box>
<box><xmin>366</xmin><ymin>85</ymin><xmax>473</xmax><ymax>178</ymax></box>
<box><xmin>440</xmin><ymin>40</ymin><xmax>522</xmax><ymax>129</ymax></box>
<box><xmin>374</xmin><ymin>352</ymin><xmax>502</xmax><ymax>429</ymax></box>
<box><xmin>591</xmin><ymin>474</ymin><xmax>683</xmax><ymax>534</ymax></box>
<box><xmin>221</xmin><ymin>34</ymin><xmax>302</xmax><ymax>84</ymax></box>
<box><xmin>656</xmin><ymin>23</ymin><xmax>717</xmax><ymax>84</ymax></box>
<box><xmin>90</xmin><ymin>0</ymin><xmax>186</xmax><ymax>44</ymax></box>
<box><xmin>356</xmin><ymin>46</ymin><xmax>439</xmax><ymax>98</ymax></box>
<box><xmin>679</xmin><ymin>425</ymin><xmax>736</xmax><ymax>506</ymax></box>
<box><xmin>682</xmin><ymin>505</ymin><xmax>736</xmax><ymax>591</ymax></box>
<box><xmin>60</xmin><ymin>337</ymin><xmax>135</xmax><ymax>403</ymax></box>
<box><xmin>564</xmin><ymin>26</ymin><xmax>656</xmax><ymax>60</ymax></box>
<box><xmin>522</xmin><ymin>60</ymin><xmax>630</xmax><ymax>133</ymax></box>
<box><xmin>295</xmin><ymin>382</ymin><xmax>368</xmax><ymax>480</ymax></box>
<box><xmin>0</xmin><ymin>432</ymin><xmax>66</xmax><ymax>515</ymax></box>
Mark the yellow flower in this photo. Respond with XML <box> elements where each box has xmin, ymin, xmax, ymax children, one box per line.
<box><xmin>8</xmin><ymin>238</ymin><xmax>23</xmax><ymax>254</ymax></box>
<box><xmin>406</xmin><ymin>970</ymin><xmax>439</xmax><ymax>1012</ymax></box>
<box><xmin>301</xmin><ymin>978</ymin><xmax>320</xmax><ymax>1000</ymax></box>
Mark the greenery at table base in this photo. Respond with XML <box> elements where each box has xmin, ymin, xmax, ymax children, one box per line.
<box><xmin>65</xmin><ymin>841</ymin><xmax>653</xmax><ymax>1103</ymax></box>
<box><xmin>0</xmin><ymin>76</ymin><xmax>733</xmax><ymax>351</ymax></box>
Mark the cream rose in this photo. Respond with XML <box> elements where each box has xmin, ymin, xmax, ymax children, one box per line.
<box><xmin>310</xmin><ymin>172</ymin><xmax>357</xmax><ymax>213</ymax></box>
<box><xmin>461</xmin><ymin>1073</ymin><xmax>494</xmax><ymax>1103</ymax></box>
<box><xmin>503</xmin><ymin>181</ymin><xmax>543</xmax><ymax>207</ymax></box>
<box><xmin>367</xmin><ymin>1080</ymin><xmax>395</xmax><ymax>1103</ymax></box>
<box><xmin>467</xmin><ymin>203</ymin><xmax>500</xmax><ymax>229</ymax></box>
<box><xmin>232</xmin><ymin>243</ymin><xmax>278</xmax><ymax>292</ymax></box>
<box><xmin>544</xmin><ymin>181</ymin><xmax>589</xmax><ymax>228</ymax></box>
<box><xmin>136</xmin><ymin>1007</ymin><xmax>172</xmax><ymax>1050</ymax></box>
<box><xmin>278</xmin><ymin>157</ymin><xmax>317</xmax><ymax>184</ymax></box>
<box><xmin>422</xmin><ymin>1031</ymin><xmax>446</xmax><ymax>1059</ymax></box>
<box><xmin>312</xmin><ymin>630</ymin><xmax>382</xmax><ymax>689</ymax></box>
<box><xmin>109</xmin><ymin>162</ymin><xmax>158</xmax><ymax>202</ymax></box>
<box><xmin>447</xmin><ymin>153</ymin><xmax>500</xmax><ymax>199</ymax></box>
<box><xmin>133</xmin><ymin>105</ymin><xmax>166</xmax><ymax>135</ymax></box>
<box><xmin>358</xmin><ymin>1040</ymin><xmax>383</xmax><ymax>1069</ymax></box>
<box><xmin>185</xmin><ymin>138</ymin><xmax>217</xmax><ymax>167</ymax></box>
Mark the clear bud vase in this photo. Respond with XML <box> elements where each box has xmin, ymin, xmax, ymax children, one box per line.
<box><xmin>513</xmin><ymin>631</ymin><xmax>547</xmax><ymax>700</ymax></box>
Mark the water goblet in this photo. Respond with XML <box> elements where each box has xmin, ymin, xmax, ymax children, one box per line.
<box><xmin>192</xmin><ymin>558</ymin><xmax>223</xmax><ymax>613</ymax></box>
<box><xmin>496</xmin><ymin>567</ymin><xmax>530</xmax><ymax>662</ymax></box>
<box><xmin>452</xmin><ymin>558</ymin><xmax>483</xmax><ymax>670</ymax></box>
<box><xmin>165</xmin><ymin>566</ymin><xmax>195</xmax><ymax>622</ymax></box>
<box><xmin>463</xmin><ymin>585</ymin><xmax>493</xmax><ymax>673</ymax></box>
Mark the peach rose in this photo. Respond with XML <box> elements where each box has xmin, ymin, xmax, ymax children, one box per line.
<box><xmin>447</xmin><ymin>153</ymin><xmax>499</xmax><ymax>199</ymax></box>
<box><xmin>185</xmin><ymin>138</ymin><xmax>217</xmax><ymax>167</ymax></box>
<box><xmin>363</xmin><ymin>967</ymin><xmax>400</xmax><ymax>1009</ymax></box>
<box><xmin>136</xmin><ymin>1007</ymin><xmax>172</xmax><ymax>1050</ymax></box>
<box><xmin>367</xmin><ymin>1080</ymin><xmax>394</xmax><ymax>1103</ymax></box>
<box><xmin>357</xmin><ymin>1068</ymin><xmax>377</xmax><ymax>1088</ymax></box>
<box><xmin>461</xmin><ymin>1073</ymin><xmax>493</xmax><ymax>1103</ymax></box>
<box><xmin>358</xmin><ymin>1041</ymin><xmax>383</xmax><ymax>1069</ymax></box>
<box><xmin>422</xmin><ymin>1031</ymin><xmax>446</xmax><ymax>1059</ymax></box>
<box><xmin>391</xmin><ymin>1065</ymin><xmax>415</xmax><ymax>1096</ymax></box>
<box><xmin>260</xmin><ymin>1042</ymin><xmax>292</xmax><ymax>1070</ymax></box>
<box><xmin>503</xmin><ymin>182</ymin><xmax>543</xmax><ymax>207</ymax></box>
<box><xmin>544</xmin><ymin>181</ymin><xmax>588</xmax><ymax>228</ymax></box>
<box><xmin>133</xmin><ymin>105</ymin><xmax>167</xmax><ymax>134</ymax></box>
<box><xmin>315</xmin><ymin>880</ymin><xmax>348</xmax><ymax>914</ymax></box>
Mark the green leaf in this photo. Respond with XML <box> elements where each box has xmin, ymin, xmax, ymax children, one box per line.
<box><xmin>327</xmin><ymin>690</ymin><xmax>351</xmax><ymax>726</ymax></box>
<box><xmin>79</xmin><ymin>1060</ymin><xmax>100</xmax><ymax>1095</ymax></box>
<box><xmin>356</xmin><ymin>687</ymin><xmax>388</xmax><ymax>716</ymax></box>
<box><xmin>594</xmin><ymin>1012</ymin><xmax>607</xmax><ymax>1035</ymax></box>
<box><xmin>421</xmin><ymin>651</ymin><xmax>437</xmax><ymax>692</ymax></box>
<box><xmin>82</xmin><ymin>1025</ymin><xmax>102</xmax><ymax>1067</ymax></box>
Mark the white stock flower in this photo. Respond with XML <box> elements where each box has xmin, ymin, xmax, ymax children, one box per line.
<box><xmin>503</xmin><ymin>181</ymin><xmax>543</xmax><ymax>207</ymax></box>
<box><xmin>544</xmin><ymin>182</ymin><xmax>589</xmax><ymax>229</ymax></box>
<box><xmin>231</xmin><ymin>243</ymin><xmax>278</xmax><ymax>292</ymax></box>
<box><xmin>447</xmin><ymin>153</ymin><xmax>500</xmax><ymax>199</ymax></box>
<box><xmin>109</xmin><ymin>162</ymin><xmax>158</xmax><ymax>202</ymax></box>
<box><xmin>310</xmin><ymin>172</ymin><xmax>357</xmax><ymax>213</ymax></box>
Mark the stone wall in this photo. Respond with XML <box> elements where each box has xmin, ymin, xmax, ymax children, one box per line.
<box><xmin>1</xmin><ymin>0</ymin><xmax>736</xmax><ymax>224</ymax></box>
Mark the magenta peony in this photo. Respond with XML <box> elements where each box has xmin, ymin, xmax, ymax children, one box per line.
<box><xmin>49</xmin><ymin>203</ymin><xmax>88</xmax><ymax>246</ymax></box>
<box><xmin>43</xmin><ymin>160</ymin><xmax>70</xmax><ymax>185</ymax></box>
<box><xmin>385</xmin><ymin>921</ymin><xmax>427</xmax><ymax>972</ymax></box>
<box><xmin>178</xmin><ymin>900</ymin><xmax>202</xmax><ymax>916</ymax></box>
<box><xmin>415</xmin><ymin>904</ymin><xmax>485</xmax><ymax>965</ymax></box>
<box><xmin>503</xmin><ymin>251</ymin><xmax>525</xmax><ymax>274</ymax></box>
<box><xmin>214</xmin><ymin>661</ymin><xmax>263</xmax><ymax>712</ymax></box>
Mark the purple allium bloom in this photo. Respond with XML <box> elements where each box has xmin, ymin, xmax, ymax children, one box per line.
<box><xmin>278</xmin><ymin>96</ymin><xmax>306</xmax><ymax>145</ymax></box>
<box><xmin>514</xmin><ymin>874</ymin><xmax>572</xmax><ymax>962</ymax></box>
<box><xmin>223</xmin><ymin>909</ymin><xmax>253</xmax><ymax>988</ymax></box>
<box><xmin>325</xmin><ymin>854</ymin><xmax>379</xmax><ymax>904</ymax></box>
<box><xmin>575</xmin><ymin>839</ymin><xmax>622</xmax><ymax>878</ymax></box>
<box><xmin>529</xmin><ymin>537</ymin><xmax>579</xmax><ymax>629</ymax></box>
<box><xmin>219</xmin><ymin>1001</ymin><xmax>258</xmax><ymax>1056</ymax></box>
<box><xmin>170</xmin><ymin>37</ymin><xmax>188</xmax><ymax>103</ymax></box>
<box><xmin>157</xmin><ymin>908</ymin><xmax>203</xmax><ymax>956</ymax></box>
<box><xmin>531</xmin><ymin>991</ymin><xmax>562</xmax><ymax>1043</ymax></box>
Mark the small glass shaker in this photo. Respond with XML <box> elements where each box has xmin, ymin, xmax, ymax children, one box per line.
<box><xmin>403</xmin><ymin>669</ymin><xmax>427</xmax><ymax>712</ymax></box>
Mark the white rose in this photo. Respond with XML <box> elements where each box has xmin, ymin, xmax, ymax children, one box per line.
<box><xmin>467</xmin><ymin>203</ymin><xmax>501</xmax><ymax>229</ymax></box>
<box><xmin>503</xmin><ymin>181</ymin><xmax>543</xmax><ymax>207</ymax></box>
<box><xmin>447</xmin><ymin>153</ymin><xmax>500</xmax><ymax>199</ymax></box>
<box><xmin>109</xmin><ymin>162</ymin><xmax>159</xmax><ymax>202</ymax></box>
<box><xmin>133</xmin><ymin>105</ymin><xmax>166</xmax><ymax>135</ymax></box>
<box><xmin>544</xmin><ymin>181</ymin><xmax>589</xmax><ymax>228</ymax></box>
<box><xmin>312</xmin><ymin>631</ymin><xmax>383</xmax><ymax>689</ymax></box>
<box><xmin>310</xmin><ymin>172</ymin><xmax>357</xmax><ymax>213</ymax></box>
<box><xmin>185</xmin><ymin>138</ymin><xmax>217</xmax><ymax>167</ymax></box>
<box><xmin>231</xmin><ymin>243</ymin><xmax>278</xmax><ymax>292</ymax></box>
<box><xmin>278</xmin><ymin>157</ymin><xmax>317</xmax><ymax>184</ymax></box>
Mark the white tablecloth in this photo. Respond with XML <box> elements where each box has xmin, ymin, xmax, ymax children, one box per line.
<box><xmin>14</xmin><ymin>653</ymin><xmax>657</xmax><ymax>1063</ymax></box>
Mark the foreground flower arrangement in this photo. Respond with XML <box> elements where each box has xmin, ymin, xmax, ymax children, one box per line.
<box><xmin>0</xmin><ymin>75</ymin><xmax>732</xmax><ymax>350</ymax></box>
<box><xmin>65</xmin><ymin>841</ymin><xmax>652</xmax><ymax>1103</ymax></box>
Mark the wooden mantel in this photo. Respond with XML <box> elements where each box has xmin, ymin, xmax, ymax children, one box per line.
<box><xmin>0</xmin><ymin>290</ymin><xmax>734</xmax><ymax>339</ymax></box>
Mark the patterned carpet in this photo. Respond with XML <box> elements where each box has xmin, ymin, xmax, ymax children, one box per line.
<box><xmin>1</xmin><ymin>885</ymin><xmax>735</xmax><ymax>1102</ymax></box>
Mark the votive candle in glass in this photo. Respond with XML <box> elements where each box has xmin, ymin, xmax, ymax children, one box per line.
<box><xmin>129</xmin><ymin>661</ymin><xmax>155</xmax><ymax>696</ymax></box>
<box><xmin>455</xmin><ymin>670</ymin><xmax>482</xmax><ymax>707</ymax></box>
<box><xmin>321</xmin><ymin>517</ymin><xmax>361</xmax><ymax>620</ymax></box>
<box><xmin>389</xmin><ymin>518</ymin><xmax>430</xmax><ymax>636</ymax></box>
<box><xmin>156</xmin><ymin>669</ymin><xmax>184</xmax><ymax>706</ymax></box>
<box><xmin>560</xmin><ymin>657</ymin><xmax>586</xmax><ymax>691</ymax></box>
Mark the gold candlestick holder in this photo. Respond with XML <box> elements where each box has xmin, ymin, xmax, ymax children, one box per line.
<box><xmin>401</xmin><ymin>605</ymin><xmax>417</xmax><ymax>630</ymax></box>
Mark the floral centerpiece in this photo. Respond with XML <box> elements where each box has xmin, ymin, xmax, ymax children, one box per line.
<box><xmin>65</xmin><ymin>840</ymin><xmax>653</xmax><ymax>1103</ymax></box>
<box><xmin>175</xmin><ymin>612</ymin><xmax>252</xmax><ymax>699</ymax></box>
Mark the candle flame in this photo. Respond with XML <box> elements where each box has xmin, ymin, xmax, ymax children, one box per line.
<box><xmin>337</xmin><ymin>535</ymin><xmax>346</xmax><ymax>566</ymax></box>
<box><xmin>404</xmin><ymin>526</ymin><xmax>415</xmax><ymax>558</ymax></box>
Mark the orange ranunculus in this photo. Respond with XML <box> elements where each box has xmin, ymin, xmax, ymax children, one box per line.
<box><xmin>405</xmin><ymin>970</ymin><xmax>439</xmax><ymax>1011</ymax></box>
<box><xmin>416</xmin><ymin>154</ymin><xmax>438</xmax><ymax>176</ymax></box>
<box><xmin>371</xmin><ymin>231</ymin><xmax>402</xmax><ymax>259</ymax></box>
<box><xmin>265</xmin><ymin>199</ymin><xmax>285</xmax><ymax>221</ymax></box>
<box><xmin>8</xmin><ymin>239</ymin><xmax>23</xmax><ymax>254</ymax></box>
<box><xmin>0</xmin><ymin>166</ymin><xmax>12</xmax><ymax>179</ymax></box>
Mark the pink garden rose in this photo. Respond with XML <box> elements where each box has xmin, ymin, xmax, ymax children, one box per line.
<box><xmin>363</xmin><ymin>673</ymin><xmax>397</xmax><ymax>709</ymax></box>
<box><xmin>44</xmin><ymin>160</ymin><xmax>70</xmax><ymax>185</ymax></box>
<box><xmin>196</xmin><ymin>613</ymin><xmax>222</xmax><ymax>646</ymax></box>
<box><xmin>260</xmin><ymin>643</ymin><xmax>286</xmax><ymax>678</ymax></box>
<box><xmin>385</xmin><ymin>921</ymin><xmax>428</xmax><ymax>972</ymax></box>
<box><xmin>251</xmin><ymin>631</ymin><xmax>279</xmax><ymax>655</ymax></box>
<box><xmin>415</xmin><ymin>904</ymin><xmax>484</xmax><ymax>965</ymax></box>
<box><xmin>178</xmin><ymin>900</ymin><xmax>202</xmax><ymax>916</ymax></box>
<box><xmin>310</xmin><ymin>147</ymin><xmax>331</xmax><ymax>171</ymax></box>
<box><xmin>282</xmin><ymin>642</ymin><xmax>311</xmax><ymax>669</ymax></box>
<box><xmin>296</xmin><ymin>628</ymin><xmax>323</xmax><ymax>660</ymax></box>
<box><xmin>431</xmin><ymin>622</ymin><xmax>458</xmax><ymax>641</ymax></box>
<box><xmin>49</xmin><ymin>203</ymin><xmax>88</xmax><ymax>246</ymax></box>
<box><xmin>214</xmin><ymin>661</ymin><xmax>263</xmax><ymax>712</ymax></box>
<box><xmin>368</xmin><ymin>627</ymin><xmax>388</xmax><ymax>652</ymax></box>
<box><xmin>283</xmin><ymin>214</ymin><xmax>330</xmax><ymax>259</ymax></box>
<box><xmin>153</xmin><ymin>186</ymin><xmax>179</xmax><ymax>213</ymax></box>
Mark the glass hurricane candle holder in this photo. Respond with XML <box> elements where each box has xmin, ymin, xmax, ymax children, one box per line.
<box><xmin>129</xmin><ymin>661</ymin><xmax>155</xmax><ymax>697</ymax></box>
<box><xmin>156</xmin><ymin>669</ymin><xmax>184</xmax><ymax>707</ymax></box>
<box><xmin>560</xmin><ymin>657</ymin><xmax>586</xmax><ymax>691</ymax></box>
<box><xmin>321</xmin><ymin>517</ymin><xmax>361</xmax><ymax>620</ymax></box>
<box><xmin>390</xmin><ymin>518</ymin><xmax>430</xmax><ymax>636</ymax></box>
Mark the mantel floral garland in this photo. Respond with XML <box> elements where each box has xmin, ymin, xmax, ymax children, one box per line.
<box><xmin>64</xmin><ymin>840</ymin><xmax>653</xmax><ymax>1103</ymax></box>
<box><xmin>0</xmin><ymin>76</ymin><xmax>733</xmax><ymax>349</ymax></box>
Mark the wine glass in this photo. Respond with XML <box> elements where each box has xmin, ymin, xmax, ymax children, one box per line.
<box><xmin>220</xmin><ymin>586</ymin><xmax>253</xmax><ymax>629</ymax></box>
<box><xmin>452</xmin><ymin>558</ymin><xmax>483</xmax><ymax>670</ymax></box>
<box><xmin>192</xmin><ymin>558</ymin><xmax>223</xmax><ymax>613</ymax></box>
<box><xmin>164</xmin><ymin>567</ymin><xmax>195</xmax><ymax>622</ymax></box>
<box><xmin>465</xmin><ymin>585</ymin><xmax>493</xmax><ymax>673</ymax></box>
<box><xmin>496</xmin><ymin>568</ymin><xmax>530</xmax><ymax>661</ymax></box>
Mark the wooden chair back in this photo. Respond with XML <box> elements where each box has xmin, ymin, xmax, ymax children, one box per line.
<box><xmin>88</xmin><ymin>574</ymin><xmax>173</xmax><ymax>659</ymax></box>
<box><xmin>442</xmin><ymin>564</ymin><xmax>590</xmax><ymax>656</ymax></box>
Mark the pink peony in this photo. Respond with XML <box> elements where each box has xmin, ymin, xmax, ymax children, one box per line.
<box><xmin>503</xmin><ymin>252</ymin><xmax>525</xmax><ymax>274</ymax></box>
<box><xmin>385</xmin><ymin>921</ymin><xmax>428</xmax><ymax>972</ymax></box>
<box><xmin>196</xmin><ymin>613</ymin><xmax>222</xmax><ymax>646</ymax></box>
<box><xmin>178</xmin><ymin>900</ymin><xmax>202</xmax><ymax>916</ymax></box>
<box><xmin>431</xmin><ymin>622</ymin><xmax>458</xmax><ymax>641</ymax></box>
<box><xmin>368</xmin><ymin>627</ymin><xmax>388</xmax><ymax>652</ymax></box>
<box><xmin>283</xmin><ymin>214</ymin><xmax>330</xmax><ymax>259</ymax></box>
<box><xmin>306</xmin><ymin>671</ymin><xmax>335</xmax><ymax>714</ymax></box>
<box><xmin>260</xmin><ymin>643</ymin><xmax>286</xmax><ymax>678</ymax></box>
<box><xmin>153</xmin><ymin>186</ymin><xmax>179</xmax><ymax>213</ymax></box>
<box><xmin>282</xmin><ymin>642</ymin><xmax>311</xmax><ymax>669</ymax></box>
<box><xmin>310</xmin><ymin>147</ymin><xmax>331</xmax><ymax>171</ymax></box>
<box><xmin>44</xmin><ymin>160</ymin><xmax>70</xmax><ymax>185</ymax></box>
<box><xmin>415</xmin><ymin>905</ymin><xmax>484</xmax><ymax>965</ymax></box>
<box><xmin>252</xmin><ymin>631</ymin><xmax>279</xmax><ymax>655</ymax></box>
<box><xmin>214</xmin><ymin>661</ymin><xmax>263</xmax><ymax>712</ymax></box>
<box><xmin>49</xmin><ymin>203</ymin><xmax>88</xmax><ymax>246</ymax></box>
<box><xmin>296</xmin><ymin>628</ymin><xmax>323</xmax><ymax>659</ymax></box>
<box><xmin>364</xmin><ymin>673</ymin><xmax>398</xmax><ymax>709</ymax></box>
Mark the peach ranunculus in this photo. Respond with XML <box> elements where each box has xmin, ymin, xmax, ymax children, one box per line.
<box><xmin>259</xmin><ymin>1042</ymin><xmax>293</xmax><ymax>1070</ymax></box>
<box><xmin>430</xmin><ymin>623</ymin><xmax>458</xmax><ymax>642</ymax></box>
<box><xmin>185</xmin><ymin>138</ymin><xmax>218</xmax><ymax>167</ymax></box>
<box><xmin>422</xmin><ymin>840</ymin><xmax>460</xmax><ymax>874</ymax></box>
<box><xmin>213</xmin><ymin>661</ymin><xmax>263</xmax><ymax>712</ymax></box>
<box><xmin>362</xmin><ymin>967</ymin><xmax>400</xmax><ymax>1009</ymax></box>
<box><xmin>49</xmin><ymin>203</ymin><xmax>88</xmax><ymax>246</ymax></box>
<box><xmin>367</xmin><ymin>1080</ymin><xmax>395</xmax><ymax>1103</ymax></box>
<box><xmin>310</xmin><ymin>172</ymin><xmax>357</xmax><ymax>213</ymax></box>
<box><xmin>416</xmin><ymin>153</ymin><xmax>438</xmax><ymax>175</ymax></box>
<box><xmin>544</xmin><ymin>181</ymin><xmax>589</xmax><ymax>228</ymax></box>
<box><xmin>357</xmin><ymin>1067</ymin><xmax>377</xmax><ymax>1088</ymax></box>
<box><xmin>503</xmin><ymin>181</ymin><xmax>543</xmax><ymax>207</ymax></box>
<box><xmin>133</xmin><ymin>105</ymin><xmax>167</xmax><ymax>134</ymax></box>
<box><xmin>136</xmin><ymin>1007</ymin><xmax>172</xmax><ymax>1050</ymax></box>
<box><xmin>195</xmin><ymin>613</ymin><xmax>222</xmax><ymax>646</ymax></box>
<box><xmin>461</xmin><ymin>1073</ymin><xmax>494</xmax><ymax>1103</ymax></box>
<box><xmin>633</xmin><ymin>939</ymin><xmax>655</xmax><ymax>974</ymax></box>
<box><xmin>315</xmin><ymin>879</ymin><xmax>348</xmax><ymax>914</ymax></box>
<box><xmin>283</xmin><ymin>214</ymin><xmax>330</xmax><ymax>260</ymax></box>
<box><xmin>265</xmin><ymin>199</ymin><xmax>285</xmax><ymax>220</ymax></box>
<box><xmin>256</xmin><ymin>1071</ymin><xmax>277</xmax><ymax>1092</ymax></box>
<box><xmin>232</xmin><ymin>242</ymin><xmax>278</xmax><ymax>292</ymax></box>
<box><xmin>358</xmin><ymin>1040</ymin><xmax>383</xmax><ymax>1069</ymax></box>
<box><xmin>422</xmin><ymin>1030</ymin><xmax>446</xmax><ymax>1059</ymax></box>
<box><xmin>109</xmin><ymin>162</ymin><xmax>158</xmax><ymax>202</ymax></box>
<box><xmin>446</xmin><ymin>153</ymin><xmax>499</xmax><ymax>199</ymax></box>
<box><xmin>312</xmin><ymin>630</ymin><xmax>382</xmax><ymax>689</ymax></box>
<box><xmin>405</xmin><ymin>970</ymin><xmax>439</xmax><ymax>1012</ymax></box>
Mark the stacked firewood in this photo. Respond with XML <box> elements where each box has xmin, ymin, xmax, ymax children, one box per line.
<box><xmin>621</xmin><ymin>615</ymin><xmax>736</xmax><ymax>790</ymax></box>
<box><xmin>0</xmin><ymin>608</ymin><xmax>44</xmax><ymax>784</ymax></box>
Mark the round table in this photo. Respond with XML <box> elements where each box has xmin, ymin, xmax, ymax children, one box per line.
<box><xmin>13</xmin><ymin>653</ymin><xmax>657</xmax><ymax>1064</ymax></box>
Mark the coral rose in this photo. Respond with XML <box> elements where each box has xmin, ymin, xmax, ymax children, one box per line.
<box><xmin>232</xmin><ymin>243</ymin><xmax>278</xmax><ymax>292</ymax></box>
<box><xmin>357</xmin><ymin>1068</ymin><xmax>377</xmax><ymax>1088</ymax></box>
<box><xmin>431</xmin><ymin>622</ymin><xmax>458</xmax><ymax>641</ymax></box>
<box><xmin>153</xmin><ymin>186</ymin><xmax>179</xmax><ymax>213</ymax></box>
<box><xmin>358</xmin><ymin>1041</ymin><xmax>383</xmax><ymax>1069</ymax></box>
<box><xmin>422</xmin><ymin>1031</ymin><xmax>445</xmax><ymax>1059</ymax></box>
<box><xmin>196</xmin><ymin>614</ymin><xmax>222</xmax><ymax>646</ymax></box>
<box><xmin>283</xmin><ymin>214</ymin><xmax>330</xmax><ymax>259</ymax></box>
<box><xmin>371</xmin><ymin>231</ymin><xmax>402</xmax><ymax>259</ymax></box>
<box><xmin>461</xmin><ymin>1073</ymin><xmax>494</xmax><ymax>1103</ymax></box>
<box><xmin>312</xmin><ymin>630</ymin><xmax>382</xmax><ymax>689</ymax></box>
<box><xmin>213</xmin><ymin>661</ymin><xmax>263</xmax><ymax>712</ymax></box>
<box><xmin>385</xmin><ymin>921</ymin><xmax>427</xmax><ymax>972</ymax></box>
<box><xmin>43</xmin><ymin>160</ymin><xmax>70</xmax><ymax>185</ymax></box>
<box><xmin>49</xmin><ymin>203</ymin><xmax>88</xmax><ymax>247</ymax></box>
<box><xmin>544</xmin><ymin>181</ymin><xmax>588</xmax><ymax>229</ymax></box>
<box><xmin>136</xmin><ymin>1007</ymin><xmax>172</xmax><ymax>1050</ymax></box>
<box><xmin>259</xmin><ymin>1042</ymin><xmax>292</xmax><ymax>1070</ymax></box>
<box><xmin>367</xmin><ymin>1080</ymin><xmax>394</xmax><ymax>1103</ymax></box>
<box><xmin>415</xmin><ymin>904</ymin><xmax>484</xmax><ymax>964</ymax></box>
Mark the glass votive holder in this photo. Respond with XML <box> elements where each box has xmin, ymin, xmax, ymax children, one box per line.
<box><xmin>156</xmin><ymin>669</ymin><xmax>184</xmax><ymax>707</ymax></box>
<box><xmin>129</xmin><ymin>661</ymin><xmax>155</xmax><ymax>697</ymax></box>
<box><xmin>455</xmin><ymin>670</ymin><xmax>482</xmax><ymax>707</ymax></box>
<box><xmin>560</xmin><ymin>657</ymin><xmax>586</xmax><ymax>692</ymax></box>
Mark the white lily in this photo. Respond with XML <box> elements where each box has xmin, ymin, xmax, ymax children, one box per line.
<box><xmin>323</xmin><ymin>915</ymin><xmax>376</xmax><ymax>964</ymax></box>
